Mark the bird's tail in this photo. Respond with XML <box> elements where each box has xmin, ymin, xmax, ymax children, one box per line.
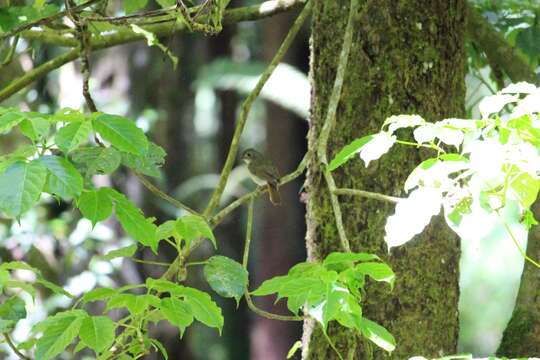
<box><xmin>267</xmin><ymin>182</ymin><xmax>281</xmax><ymax>205</ymax></box>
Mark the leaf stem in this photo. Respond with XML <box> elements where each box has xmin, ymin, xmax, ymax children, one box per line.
<box><xmin>131</xmin><ymin>258</ymin><xmax>172</xmax><ymax>267</ymax></box>
<box><xmin>2</xmin><ymin>333</ymin><xmax>31</xmax><ymax>360</ymax></box>
<box><xmin>497</xmin><ymin>210</ymin><xmax>540</xmax><ymax>268</ymax></box>
<box><xmin>322</xmin><ymin>330</ymin><xmax>344</xmax><ymax>360</ymax></box>
<box><xmin>333</xmin><ymin>188</ymin><xmax>402</xmax><ymax>204</ymax></box>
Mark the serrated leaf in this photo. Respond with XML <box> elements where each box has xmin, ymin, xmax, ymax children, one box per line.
<box><xmin>106</xmin><ymin>189</ymin><xmax>158</xmax><ymax>252</ymax></box>
<box><xmin>176</xmin><ymin>215</ymin><xmax>216</xmax><ymax>249</ymax></box>
<box><xmin>121</xmin><ymin>142</ymin><xmax>166</xmax><ymax>178</ymax></box>
<box><xmin>36</xmin><ymin>277</ymin><xmax>74</xmax><ymax>298</ymax></box>
<box><xmin>19</xmin><ymin>117</ymin><xmax>50</xmax><ymax>141</ymax></box>
<box><xmin>0</xmin><ymin>111</ymin><xmax>24</xmax><ymax>134</ymax></box>
<box><xmin>156</xmin><ymin>220</ymin><xmax>178</xmax><ymax>241</ymax></box>
<box><xmin>107</xmin><ymin>294</ymin><xmax>160</xmax><ymax>314</ymax></box>
<box><xmin>82</xmin><ymin>288</ymin><xmax>117</xmax><ymax>303</ymax></box>
<box><xmin>78</xmin><ymin>188</ymin><xmax>113</xmax><ymax>226</ymax></box>
<box><xmin>55</xmin><ymin>121</ymin><xmax>92</xmax><ymax>153</ymax></box>
<box><xmin>99</xmin><ymin>244</ymin><xmax>137</xmax><ymax>260</ymax></box>
<box><xmin>323</xmin><ymin>252</ymin><xmax>380</xmax><ymax>269</ymax></box>
<box><xmin>328</xmin><ymin>135</ymin><xmax>373</xmax><ymax>171</ymax></box>
<box><xmin>0</xmin><ymin>160</ymin><xmax>46</xmax><ymax>218</ymax></box>
<box><xmin>0</xmin><ymin>296</ymin><xmax>26</xmax><ymax>323</ymax></box>
<box><xmin>35</xmin><ymin>311</ymin><xmax>85</xmax><ymax>360</ymax></box>
<box><xmin>178</xmin><ymin>287</ymin><xmax>223</xmax><ymax>332</ymax></box>
<box><xmin>93</xmin><ymin>114</ymin><xmax>148</xmax><ymax>155</ymax></box>
<box><xmin>203</xmin><ymin>256</ymin><xmax>248</xmax><ymax>304</ymax></box>
<box><xmin>385</xmin><ymin>187</ymin><xmax>442</xmax><ymax>250</ymax></box>
<box><xmin>40</xmin><ymin>155</ymin><xmax>83</xmax><ymax>199</ymax></box>
<box><xmin>80</xmin><ymin>316</ymin><xmax>115</xmax><ymax>353</ymax></box>
<box><xmin>71</xmin><ymin>146</ymin><xmax>122</xmax><ymax>176</ymax></box>
<box><xmin>160</xmin><ymin>297</ymin><xmax>193</xmax><ymax>335</ymax></box>
<box><xmin>358</xmin><ymin>318</ymin><xmax>396</xmax><ymax>352</ymax></box>
<box><xmin>510</xmin><ymin>172</ymin><xmax>540</xmax><ymax>208</ymax></box>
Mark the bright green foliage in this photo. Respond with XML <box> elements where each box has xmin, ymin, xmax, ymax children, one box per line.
<box><xmin>79</xmin><ymin>315</ymin><xmax>116</xmax><ymax>353</ymax></box>
<box><xmin>55</xmin><ymin>120</ymin><xmax>93</xmax><ymax>153</ymax></box>
<box><xmin>176</xmin><ymin>214</ymin><xmax>216</xmax><ymax>249</ymax></box>
<box><xmin>327</xmin><ymin>135</ymin><xmax>373</xmax><ymax>171</ymax></box>
<box><xmin>203</xmin><ymin>255</ymin><xmax>248</xmax><ymax>304</ymax></box>
<box><xmin>92</xmin><ymin>114</ymin><xmax>148</xmax><ymax>155</ymax></box>
<box><xmin>0</xmin><ymin>111</ymin><xmax>25</xmax><ymax>134</ymax></box>
<box><xmin>252</xmin><ymin>252</ymin><xmax>395</xmax><ymax>352</ymax></box>
<box><xmin>155</xmin><ymin>0</ymin><xmax>176</xmax><ymax>7</ymax></box>
<box><xmin>77</xmin><ymin>188</ymin><xmax>113</xmax><ymax>226</ymax></box>
<box><xmin>106</xmin><ymin>188</ymin><xmax>158</xmax><ymax>252</ymax></box>
<box><xmin>40</xmin><ymin>155</ymin><xmax>83</xmax><ymax>199</ymax></box>
<box><xmin>331</xmin><ymin>83</ymin><xmax>540</xmax><ymax>251</ymax></box>
<box><xmin>123</xmin><ymin>0</ymin><xmax>148</xmax><ymax>13</ymax></box>
<box><xmin>71</xmin><ymin>146</ymin><xmax>122</xmax><ymax>176</ymax></box>
<box><xmin>19</xmin><ymin>117</ymin><xmax>50</xmax><ymax>141</ymax></box>
<box><xmin>0</xmin><ymin>5</ymin><xmax>58</xmax><ymax>32</ymax></box>
<box><xmin>160</xmin><ymin>297</ymin><xmax>193</xmax><ymax>335</ymax></box>
<box><xmin>0</xmin><ymin>296</ymin><xmax>26</xmax><ymax>332</ymax></box>
<box><xmin>106</xmin><ymin>293</ymin><xmax>161</xmax><ymax>314</ymax></box>
<box><xmin>81</xmin><ymin>287</ymin><xmax>118</xmax><ymax>304</ymax></box>
<box><xmin>0</xmin><ymin>160</ymin><xmax>46</xmax><ymax>218</ymax></box>
<box><xmin>98</xmin><ymin>244</ymin><xmax>138</xmax><ymax>260</ymax></box>
<box><xmin>34</xmin><ymin>310</ymin><xmax>86</xmax><ymax>360</ymax></box>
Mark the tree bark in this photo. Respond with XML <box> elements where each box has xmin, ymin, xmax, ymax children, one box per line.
<box><xmin>497</xmin><ymin>198</ymin><xmax>540</xmax><ymax>357</ymax></box>
<box><xmin>303</xmin><ymin>0</ymin><xmax>466</xmax><ymax>358</ymax></box>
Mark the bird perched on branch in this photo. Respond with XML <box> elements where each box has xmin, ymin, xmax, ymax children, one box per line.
<box><xmin>241</xmin><ymin>148</ymin><xmax>281</xmax><ymax>205</ymax></box>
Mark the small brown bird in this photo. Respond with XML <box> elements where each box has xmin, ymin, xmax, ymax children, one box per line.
<box><xmin>241</xmin><ymin>148</ymin><xmax>281</xmax><ymax>205</ymax></box>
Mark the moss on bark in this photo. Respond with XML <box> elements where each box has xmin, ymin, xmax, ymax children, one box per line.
<box><xmin>303</xmin><ymin>0</ymin><xmax>466</xmax><ymax>358</ymax></box>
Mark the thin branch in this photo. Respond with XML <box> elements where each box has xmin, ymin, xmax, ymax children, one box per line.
<box><xmin>315</xmin><ymin>0</ymin><xmax>359</xmax><ymax>253</ymax></box>
<box><xmin>0</xmin><ymin>36</ymin><xmax>19</xmax><ymax>70</ymax></box>
<box><xmin>134</xmin><ymin>172</ymin><xmax>199</xmax><ymax>215</ymax></box>
<box><xmin>2</xmin><ymin>333</ymin><xmax>31</xmax><ymax>360</ymax></box>
<box><xmin>1</xmin><ymin>1</ymin><xmax>306</xmax><ymax>103</ymax></box>
<box><xmin>334</xmin><ymin>188</ymin><xmax>402</xmax><ymax>204</ymax></box>
<box><xmin>203</xmin><ymin>0</ymin><xmax>312</xmax><ymax>217</ymax></box>
<box><xmin>466</xmin><ymin>4</ymin><xmax>537</xmax><ymax>84</ymax></box>
<box><xmin>242</xmin><ymin>198</ymin><xmax>302</xmax><ymax>322</ymax></box>
<box><xmin>131</xmin><ymin>258</ymin><xmax>171</xmax><ymax>267</ymax></box>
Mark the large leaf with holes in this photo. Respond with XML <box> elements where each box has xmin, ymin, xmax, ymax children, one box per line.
<box><xmin>0</xmin><ymin>160</ymin><xmax>46</xmax><ymax>218</ymax></box>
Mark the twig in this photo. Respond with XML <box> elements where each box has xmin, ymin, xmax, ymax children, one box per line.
<box><xmin>0</xmin><ymin>36</ymin><xmax>19</xmax><ymax>70</ymax></box>
<box><xmin>497</xmin><ymin>210</ymin><xmax>540</xmax><ymax>269</ymax></box>
<box><xmin>316</xmin><ymin>0</ymin><xmax>359</xmax><ymax>252</ymax></box>
<box><xmin>134</xmin><ymin>172</ymin><xmax>199</xmax><ymax>215</ymax></box>
<box><xmin>242</xmin><ymin>199</ymin><xmax>302</xmax><ymax>321</ymax></box>
<box><xmin>3</xmin><ymin>333</ymin><xmax>31</xmax><ymax>360</ymax></box>
<box><xmin>1</xmin><ymin>1</ymin><xmax>306</xmax><ymax>103</ymax></box>
<box><xmin>333</xmin><ymin>188</ymin><xmax>402</xmax><ymax>204</ymax></box>
<box><xmin>131</xmin><ymin>258</ymin><xmax>172</xmax><ymax>267</ymax></box>
<box><xmin>203</xmin><ymin>0</ymin><xmax>312</xmax><ymax>217</ymax></box>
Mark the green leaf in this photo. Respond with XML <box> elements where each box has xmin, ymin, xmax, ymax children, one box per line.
<box><xmin>203</xmin><ymin>256</ymin><xmax>248</xmax><ymax>304</ymax></box>
<box><xmin>522</xmin><ymin>209</ymin><xmax>539</xmax><ymax>230</ymax></box>
<box><xmin>355</xmin><ymin>262</ymin><xmax>395</xmax><ymax>289</ymax></box>
<box><xmin>145</xmin><ymin>278</ymin><xmax>184</xmax><ymax>294</ymax></box>
<box><xmin>176</xmin><ymin>215</ymin><xmax>216</xmax><ymax>249</ymax></box>
<box><xmin>71</xmin><ymin>147</ymin><xmax>122</xmax><ymax>175</ymax></box>
<box><xmin>383</xmin><ymin>114</ymin><xmax>425</xmax><ymax>134</ymax></box>
<box><xmin>78</xmin><ymin>188</ymin><xmax>113</xmax><ymax>226</ymax></box>
<box><xmin>35</xmin><ymin>311</ymin><xmax>85</xmax><ymax>360</ymax></box>
<box><xmin>0</xmin><ymin>160</ymin><xmax>46</xmax><ymax>218</ymax></box>
<box><xmin>178</xmin><ymin>287</ymin><xmax>223</xmax><ymax>332</ymax></box>
<box><xmin>93</xmin><ymin>114</ymin><xmax>148</xmax><ymax>155</ymax></box>
<box><xmin>121</xmin><ymin>142</ymin><xmax>166</xmax><ymax>178</ymax></box>
<box><xmin>358</xmin><ymin>318</ymin><xmax>396</xmax><ymax>352</ymax></box>
<box><xmin>36</xmin><ymin>277</ymin><xmax>74</xmax><ymax>298</ymax></box>
<box><xmin>328</xmin><ymin>135</ymin><xmax>373</xmax><ymax>171</ymax></box>
<box><xmin>0</xmin><ymin>296</ymin><xmax>27</xmax><ymax>323</ymax></box>
<box><xmin>107</xmin><ymin>294</ymin><xmax>160</xmax><ymax>314</ymax></box>
<box><xmin>286</xmin><ymin>340</ymin><xmax>302</xmax><ymax>359</ymax></box>
<box><xmin>156</xmin><ymin>220</ymin><xmax>178</xmax><ymax>241</ymax></box>
<box><xmin>19</xmin><ymin>117</ymin><xmax>50</xmax><ymax>141</ymax></box>
<box><xmin>82</xmin><ymin>288</ymin><xmax>118</xmax><ymax>303</ymax></box>
<box><xmin>55</xmin><ymin>121</ymin><xmax>92</xmax><ymax>153</ymax></box>
<box><xmin>0</xmin><ymin>111</ymin><xmax>24</xmax><ymax>134</ymax></box>
<box><xmin>106</xmin><ymin>189</ymin><xmax>158</xmax><ymax>252</ymax></box>
<box><xmin>0</xmin><ymin>5</ymin><xmax>59</xmax><ymax>32</ymax></box>
<box><xmin>149</xmin><ymin>338</ymin><xmax>169</xmax><ymax>359</ymax></box>
<box><xmin>80</xmin><ymin>315</ymin><xmax>116</xmax><ymax>353</ymax></box>
<box><xmin>160</xmin><ymin>297</ymin><xmax>193</xmax><ymax>335</ymax></box>
<box><xmin>155</xmin><ymin>0</ymin><xmax>175</xmax><ymax>7</ymax></box>
<box><xmin>40</xmin><ymin>155</ymin><xmax>83</xmax><ymax>199</ymax></box>
<box><xmin>124</xmin><ymin>0</ymin><xmax>148</xmax><ymax>13</ymax></box>
<box><xmin>510</xmin><ymin>172</ymin><xmax>540</xmax><ymax>208</ymax></box>
<box><xmin>99</xmin><ymin>244</ymin><xmax>138</xmax><ymax>260</ymax></box>
<box><xmin>323</xmin><ymin>252</ymin><xmax>380</xmax><ymax>270</ymax></box>
<box><xmin>0</xmin><ymin>261</ymin><xmax>39</xmax><ymax>272</ymax></box>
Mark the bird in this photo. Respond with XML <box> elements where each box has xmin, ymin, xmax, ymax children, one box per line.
<box><xmin>241</xmin><ymin>148</ymin><xmax>281</xmax><ymax>205</ymax></box>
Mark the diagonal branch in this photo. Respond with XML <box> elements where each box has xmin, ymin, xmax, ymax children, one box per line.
<box><xmin>203</xmin><ymin>0</ymin><xmax>312</xmax><ymax>217</ymax></box>
<box><xmin>466</xmin><ymin>4</ymin><xmax>537</xmax><ymax>84</ymax></box>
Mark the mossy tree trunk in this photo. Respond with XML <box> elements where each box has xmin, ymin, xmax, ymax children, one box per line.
<box><xmin>303</xmin><ymin>0</ymin><xmax>466</xmax><ymax>358</ymax></box>
<box><xmin>497</xmin><ymin>198</ymin><xmax>540</xmax><ymax>357</ymax></box>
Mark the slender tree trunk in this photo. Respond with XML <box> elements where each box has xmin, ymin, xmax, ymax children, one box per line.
<box><xmin>303</xmin><ymin>0</ymin><xmax>466</xmax><ymax>358</ymax></box>
<box><xmin>497</xmin><ymin>199</ymin><xmax>540</xmax><ymax>357</ymax></box>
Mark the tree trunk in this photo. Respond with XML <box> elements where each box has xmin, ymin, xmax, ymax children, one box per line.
<box><xmin>303</xmin><ymin>0</ymin><xmax>466</xmax><ymax>358</ymax></box>
<box><xmin>497</xmin><ymin>199</ymin><xmax>540</xmax><ymax>357</ymax></box>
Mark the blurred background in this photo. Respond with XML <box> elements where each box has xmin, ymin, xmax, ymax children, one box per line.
<box><xmin>0</xmin><ymin>0</ymin><xmax>540</xmax><ymax>358</ymax></box>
